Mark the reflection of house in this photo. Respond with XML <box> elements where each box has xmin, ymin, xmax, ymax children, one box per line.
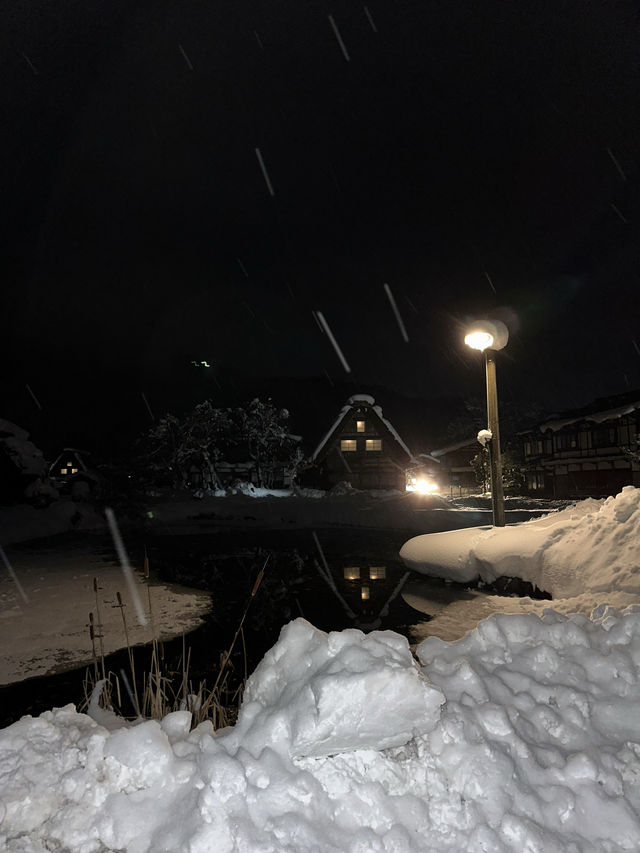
<box><xmin>309</xmin><ymin>394</ymin><xmax>416</xmax><ymax>491</ymax></box>
<box><xmin>519</xmin><ymin>390</ymin><xmax>640</xmax><ymax>498</ymax></box>
<box><xmin>418</xmin><ymin>439</ymin><xmax>480</xmax><ymax>494</ymax></box>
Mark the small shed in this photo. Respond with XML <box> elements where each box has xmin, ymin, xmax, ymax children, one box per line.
<box><xmin>309</xmin><ymin>394</ymin><xmax>416</xmax><ymax>491</ymax></box>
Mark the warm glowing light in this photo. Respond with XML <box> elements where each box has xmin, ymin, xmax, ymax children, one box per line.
<box><xmin>464</xmin><ymin>331</ymin><xmax>494</xmax><ymax>351</ymax></box>
<box><xmin>406</xmin><ymin>478</ymin><xmax>438</xmax><ymax>494</ymax></box>
<box><xmin>369</xmin><ymin>566</ymin><xmax>386</xmax><ymax>580</ymax></box>
<box><xmin>344</xmin><ymin>566</ymin><xmax>360</xmax><ymax>580</ymax></box>
<box><xmin>361</xmin><ymin>586</ymin><xmax>370</xmax><ymax>600</ymax></box>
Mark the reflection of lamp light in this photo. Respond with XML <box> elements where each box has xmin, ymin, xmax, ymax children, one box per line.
<box><xmin>369</xmin><ymin>566</ymin><xmax>386</xmax><ymax>580</ymax></box>
<box><xmin>464</xmin><ymin>319</ymin><xmax>509</xmax><ymax>527</ymax></box>
<box><xmin>361</xmin><ymin>586</ymin><xmax>370</xmax><ymax>600</ymax></box>
<box><xmin>344</xmin><ymin>567</ymin><xmax>360</xmax><ymax>580</ymax></box>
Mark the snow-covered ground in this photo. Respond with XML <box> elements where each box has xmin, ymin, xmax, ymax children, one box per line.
<box><xmin>401</xmin><ymin>485</ymin><xmax>640</xmax><ymax>643</ymax></box>
<box><xmin>0</xmin><ymin>539</ymin><xmax>212</xmax><ymax>686</ymax></box>
<box><xmin>1</xmin><ymin>488</ymin><xmax>640</xmax><ymax>851</ymax></box>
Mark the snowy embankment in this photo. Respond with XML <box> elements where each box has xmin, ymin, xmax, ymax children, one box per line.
<box><xmin>1</xmin><ymin>610</ymin><xmax>639</xmax><ymax>852</ymax></box>
<box><xmin>2</xmin><ymin>489</ymin><xmax>640</xmax><ymax>850</ymax></box>
<box><xmin>401</xmin><ymin>486</ymin><xmax>640</xmax><ymax>623</ymax></box>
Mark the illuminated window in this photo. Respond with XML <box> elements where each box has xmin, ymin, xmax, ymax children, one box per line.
<box><xmin>366</xmin><ymin>439</ymin><xmax>382</xmax><ymax>451</ymax></box>
<box><xmin>356</xmin><ymin>420</ymin><xmax>365</xmax><ymax>433</ymax></box>
<box><xmin>341</xmin><ymin>439</ymin><xmax>357</xmax><ymax>452</ymax></box>
<box><xmin>361</xmin><ymin>586</ymin><xmax>370</xmax><ymax>600</ymax></box>
<box><xmin>61</xmin><ymin>468</ymin><xmax>67</xmax><ymax>474</ymax></box>
<box><xmin>67</xmin><ymin>461</ymin><xmax>73</xmax><ymax>466</ymax></box>
<box><xmin>71</xmin><ymin>468</ymin><xmax>78</xmax><ymax>474</ymax></box>
<box><xmin>369</xmin><ymin>566</ymin><xmax>386</xmax><ymax>580</ymax></box>
<box><xmin>344</xmin><ymin>566</ymin><xmax>360</xmax><ymax>580</ymax></box>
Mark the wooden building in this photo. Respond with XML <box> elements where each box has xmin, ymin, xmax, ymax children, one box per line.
<box><xmin>416</xmin><ymin>439</ymin><xmax>481</xmax><ymax>495</ymax></box>
<box><xmin>519</xmin><ymin>390</ymin><xmax>640</xmax><ymax>498</ymax></box>
<box><xmin>309</xmin><ymin>394</ymin><xmax>416</xmax><ymax>491</ymax></box>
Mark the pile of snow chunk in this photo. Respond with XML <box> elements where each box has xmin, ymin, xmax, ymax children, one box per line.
<box><xmin>227</xmin><ymin>618</ymin><xmax>445</xmax><ymax>758</ymax></box>
<box><xmin>401</xmin><ymin>486</ymin><xmax>640</xmax><ymax>601</ymax></box>
<box><xmin>1</xmin><ymin>611</ymin><xmax>640</xmax><ymax>851</ymax></box>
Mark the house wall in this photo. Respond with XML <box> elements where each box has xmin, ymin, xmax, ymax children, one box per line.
<box><xmin>522</xmin><ymin>411</ymin><xmax>640</xmax><ymax>498</ymax></box>
<box><xmin>311</xmin><ymin>405</ymin><xmax>411</xmax><ymax>491</ymax></box>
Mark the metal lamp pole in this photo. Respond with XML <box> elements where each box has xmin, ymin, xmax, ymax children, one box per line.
<box><xmin>484</xmin><ymin>348</ymin><xmax>505</xmax><ymax>527</ymax></box>
<box><xmin>464</xmin><ymin>319</ymin><xmax>509</xmax><ymax>529</ymax></box>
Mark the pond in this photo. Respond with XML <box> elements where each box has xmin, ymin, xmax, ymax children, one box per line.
<box><xmin>0</xmin><ymin>525</ymin><xmax>550</xmax><ymax>728</ymax></box>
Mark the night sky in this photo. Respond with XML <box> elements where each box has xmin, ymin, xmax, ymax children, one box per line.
<box><xmin>3</xmin><ymin>1</ymin><xmax>640</xmax><ymax>450</ymax></box>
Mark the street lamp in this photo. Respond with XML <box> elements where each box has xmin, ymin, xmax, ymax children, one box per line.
<box><xmin>464</xmin><ymin>319</ymin><xmax>509</xmax><ymax>527</ymax></box>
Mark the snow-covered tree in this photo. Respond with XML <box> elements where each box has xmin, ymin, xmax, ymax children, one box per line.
<box><xmin>141</xmin><ymin>403</ymin><xmax>233</xmax><ymax>489</ymax></box>
<box><xmin>233</xmin><ymin>398</ymin><xmax>300</xmax><ymax>488</ymax></box>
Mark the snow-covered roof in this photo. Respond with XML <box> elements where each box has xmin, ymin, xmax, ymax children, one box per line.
<box><xmin>312</xmin><ymin>396</ymin><xmax>415</xmax><ymax>462</ymax></box>
<box><xmin>540</xmin><ymin>399</ymin><xmax>640</xmax><ymax>433</ymax></box>
<box><xmin>429</xmin><ymin>438</ymin><xmax>479</xmax><ymax>458</ymax></box>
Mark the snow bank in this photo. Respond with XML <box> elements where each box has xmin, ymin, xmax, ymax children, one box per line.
<box><xmin>2</xmin><ymin>610</ymin><xmax>640</xmax><ymax>851</ymax></box>
<box><xmin>228</xmin><ymin>619</ymin><xmax>445</xmax><ymax>758</ymax></box>
<box><xmin>400</xmin><ymin>486</ymin><xmax>640</xmax><ymax>601</ymax></box>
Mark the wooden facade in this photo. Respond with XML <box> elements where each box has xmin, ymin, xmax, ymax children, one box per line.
<box><xmin>310</xmin><ymin>395</ymin><xmax>416</xmax><ymax>491</ymax></box>
<box><xmin>520</xmin><ymin>391</ymin><xmax>640</xmax><ymax>498</ymax></box>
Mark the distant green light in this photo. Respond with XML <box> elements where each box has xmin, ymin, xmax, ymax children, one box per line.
<box><xmin>147</xmin><ymin>511</ymin><xmax>154</xmax><ymax>519</ymax></box>
<box><xmin>191</xmin><ymin>360</ymin><xmax>212</xmax><ymax>368</ymax></box>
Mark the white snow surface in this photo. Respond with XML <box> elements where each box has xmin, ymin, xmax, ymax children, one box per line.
<box><xmin>401</xmin><ymin>486</ymin><xmax>640</xmax><ymax>603</ymax></box>
<box><xmin>477</xmin><ymin>428</ymin><xmax>492</xmax><ymax>447</ymax></box>
<box><xmin>4</xmin><ymin>489</ymin><xmax>640</xmax><ymax>850</ymax></box>
<box><xmin>2</xmin><ymin>607</ymin><xmax>640</xmax><ymax>852</ymax></box>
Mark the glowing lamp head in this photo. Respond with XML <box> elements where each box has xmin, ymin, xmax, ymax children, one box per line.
<box><xmin>464</xmin><ymin>319</ymin><xmax>509</xmax><ymax>352</ymax></box>
<box><xmin>464</xmin><ymin>330</ymin><xmax>494</xmax><ymax>351</ymax></box>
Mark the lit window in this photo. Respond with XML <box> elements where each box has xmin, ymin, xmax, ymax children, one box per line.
<box><xmin>366</xmin><ymin>439</ymin><xmax>382</xmax><ymax>451</ymax></box>
<box><xmin>344</xmin><ymin>566</ymin><xmax>360</xmax><ymax>580</ymax></box>
<box><xmin>361</xmin><ymin>586</ymin><xmax>370</xmax><ymax>600</ymax></box>
<box><xmin>67</xmin><ymin>461</ymin><xmax>73</xmax><ymax>466</ymax></box>
<box><xmin>369</xmin><ymin>566</ymin><xmax>386</xmax><ymax>580</ymax></box>
<box><xmin>71</xmin><ymin>468</ymin><xmax>78</xmax><ymax>474</ymax></box>
<box><xmin>356</xmin><ymin>420</ymin><xmax>365</xmax><ymax>433</ymax></box>
<box><xmin>61</xmin><ymin>468</ymin><xmax>67</xmax><ymax>475</ymax></box>
<box><xmin>341</xmin><ymin>439</ymin><xmax>357</xmax><ymax>452</ymax></box>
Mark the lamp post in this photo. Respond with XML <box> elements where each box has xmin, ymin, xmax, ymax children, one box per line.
<box><xmin>464</xmin><ymin>319</ymin><xmax>509</xmax><ymax>527</ymax></box>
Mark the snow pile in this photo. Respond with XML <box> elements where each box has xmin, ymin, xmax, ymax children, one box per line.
<box><xmin>401</xmin><ymin>486</ymin><xmax>640</xmax><ymax>603</ymax></box>
<box><xmin>228</xmin><ymin>619</ymin><xmax>445</xmax><ymax>758</ymax></box>
<box><xmin>2</xmin><ymin>611</ymin><xmax>640</xmax><ymax>851</ymax></box>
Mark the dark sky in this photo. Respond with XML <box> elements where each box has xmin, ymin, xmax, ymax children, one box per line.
<box><xmin>3</xmin><ymin>0</ymin><xmax>640</xmax><ymax>441</ymax></box>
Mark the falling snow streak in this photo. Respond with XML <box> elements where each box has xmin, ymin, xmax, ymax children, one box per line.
<box><xmin>483</xmin><ymin>268</ymin><xmax>497</xmax><ymax>294</ymax></box>
<box><xmin>337</xmin><ymin>448</ymin><xmax>353</xmax><ymax>474</ymax></box>
<box><xmin>323</xmin><ymin>368</ymin><xmax>335</xmax><ymax>387</ymax></box>
<box><xmin>0</xmin><ymin>545</ymin><xmax>28</xmax><ymax>604</ymax></box>
<box><xmin>633</xmin><ymin>340</ymin><xmax>640</xmax><ymax>357</ymax></box>
<box><xmin>255</xmin><ymin>147</ymin><xmax>275</xmax><ymax>196</ymax></box>
<box><xmin>20</xmin><ymin>52</ymin><xmax>38</xmax><ymax>75</ymax></box>
<box><xmin>363</xmin><ymin>6</ymin><xmax>378</xmax><ymax>32</ymax></box>
<box><xmin>383</xmin><ymin>283</ymin><xmax>409</xmax><ymax>342</ymax></box>
<box><xmin>328</xmin><ymin>16</ymin><xmax>350</xmax><ymax>61</ymax></box>
<box><xmin>315</xmin><ymin>311</ymin><xmax>351</xmax><ymax>372</ymax></box>
<box><xmin>404</xmin><ymin>293</ymin><xmax>419</xmax><ymax>315</ymax></box>
<box><xmin>607</xmin><ymin>147</ymin><xmax>626</xmax><ymax>181</ymax></box>
<box><xmin>237</xmin><ymin>258</ymin><xmax>249</xmax><ymax>279</ymax></box>
<box><xmin>611</xmin><ymin>203</ymin><xmax>628</xmax><ymax>224</ymax></box>
<box><xmin>105</xmin><ymin>508</ymin><xmax>148</xmax><ymax>628</ymax></box>
<box><xmin>178</xmin><ymin>44</ymin><xmax>194</xmax><ymax>71</ymax></box>
<box><xmin>312</xmin><ymin>310</ymin><xmax>325</xmax><ymax>333</ymax></box>
<box><xmin>25</xmin><ymin>384</ymin><xmax>42</xmax><ymax>410</ymax></box>
<box><xmin>141</xmin><ymin>392</ymin><xmax>155</xmax><ymax>421</ymax></box>
<box><xmin>254</xmin><ymin>30</ymin><xmax>264</xmax><ymax>49</ymax></box>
